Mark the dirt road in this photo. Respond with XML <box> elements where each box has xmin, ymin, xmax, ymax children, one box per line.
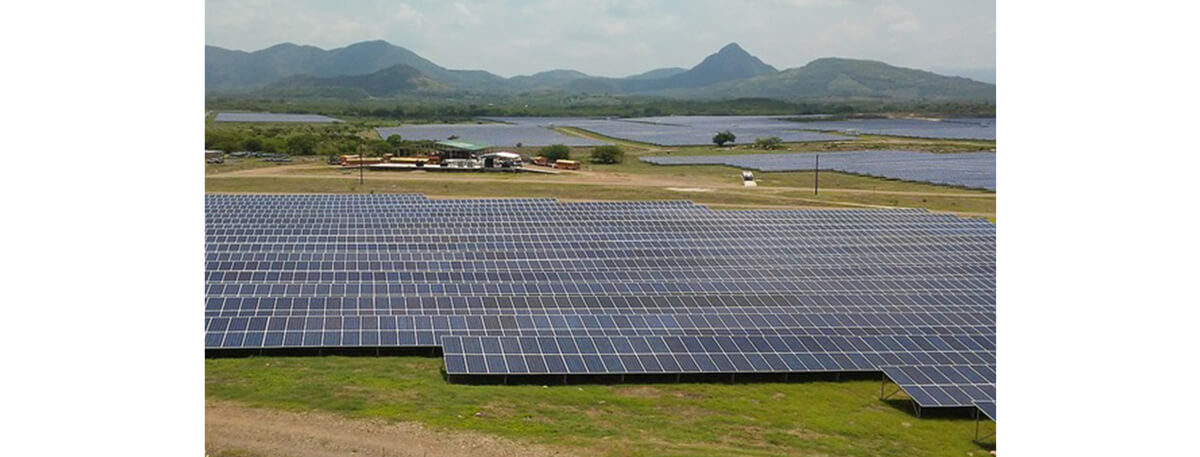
<box><xmin>206</xmin><ymin>400</ymin><xmax>576</xmax><ymax>457</ymax></box>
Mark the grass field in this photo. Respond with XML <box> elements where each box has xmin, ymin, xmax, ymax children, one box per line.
<box><xmin>207</xmin><ymin>356</ymin><xmax>994</xmax><ymax>457</ymax></box>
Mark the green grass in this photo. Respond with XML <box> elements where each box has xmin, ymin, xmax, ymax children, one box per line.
<box><xmin>207</xmin><ymin>356</ymin><xmax>994</xmax><ymax>457</ymax></box>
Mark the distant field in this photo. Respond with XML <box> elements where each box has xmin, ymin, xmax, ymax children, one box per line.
<box><xmin>203</xmin><ymin>120</ymin><xmax>996</xmax><ymax>217</ymax></box>
<box><xmin>376</xmin><ymin>123</ymin><xmax>610</xmax><ymax>147</ymax></box>
<box><xmin>207</xmin><ymin>356</ymin><xmax>994</xmax><ymax>457</ymax></box>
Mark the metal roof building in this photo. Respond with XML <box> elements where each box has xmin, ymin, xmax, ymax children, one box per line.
<box><xmin>433</xmin><ymin>139</ymin><xmax>493</xmax><ymax>160</ymax></box>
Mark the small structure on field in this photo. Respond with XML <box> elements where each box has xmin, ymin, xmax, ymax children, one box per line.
<box><xmin>554</xmin><ymin>159</ymin><xmax>580</xmax><ymax>170</ymax></box>
<box><xmin>479</xmin><ymin>151</ymin><xmax>523</xmax><ymax>169</ymax></box>
<box><xmin>433</xmin><ymin>139</ymin><xmax>493</xmax><ymax>160</ymax></box>
<box><xmin>205</xmin><ymin>149</ymin><xmax>224</xmax><ymax>164</ymax></box>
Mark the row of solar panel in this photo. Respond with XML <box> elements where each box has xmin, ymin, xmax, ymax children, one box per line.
<box><xmin>203</xmin><ymin>279</ymin><xmax>993</xmax><ymax>298</ymax></box>
<box><xmin>205</xmin><ymin>266</ymin><xmax>994</xmax><ymax>282</ymax></box>
<box><xmin>206</xmin><ymin>217</ymin><xmax>985</xmax><ymax>228</ymax></box>
<box><xmin>439</xmin><ymin>335</ymin><xmax>994</xmax><ymax>375</ymax></box>
<box><xmin>641</xmin><ymin>150</ymin><xmax>996</xmax><ymax>190</ymax></box>
<box><xmin>881</xmin><ymin>365</ymin><xmax>997</xmax><ymax>408</ymax></box>
<box><xmin>205</xmin><ymin>232</ymin><xmax>995</xmax><ymax>244</ymax></box>
<box><xmin>203</xmin><ymin>293</ymin><xmax>996</xmax><ymax>311</ymax></box>
<box><xmin>205</xmin><ymin>312</ymin><xmax>994</xmax><ymax>332</ymax></box>
<box><xmin>205</xmin><ymin>328</ymin><xmax>997</xmax><ymax>348</ymax></box>
<box><xmin>203</xmin><ymin>252</ymin><xmax>995</xmax><ymax>266</ymax></box>
<box><xmin>207</xmin><ymin>214</ymin><xmax>985</xmax><ymax>224</ymax></box>
<box><xmin>206</xmin><ymin>223</ymin><xmax>995</xmax><ymax>234</ymax></box>
<box><xmin>204</xmin><ymin>243</ymin><xmax>994</xmax><ymax>257</ymax></box>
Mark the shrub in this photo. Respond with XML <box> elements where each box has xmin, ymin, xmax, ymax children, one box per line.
<box><xmin>754</xmin><ymin>136</ymin><xmax>783</xmax><ymax>150</ymax></box>
<box><xmin>589</xmin><ymin>145</ymin><xmax>625</xmax><ymax>164</ymax></box>
<box><xmin>538</xmin><ymin>144</ymin><xmax>571</xmax><ymax>162</ymax></box>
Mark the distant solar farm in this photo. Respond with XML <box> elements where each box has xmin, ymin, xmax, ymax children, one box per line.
<box><xmin>215</xmin><ymin>112</ymin><xmax>343</xmax><ymax>123</ymax></box>
<box><xmin>376</xmin><ymin>124</ymin><xmax>609</xmax><ymax>147</ymax></box>
<box><xmin>205</xmin><ymin>194</ymin><xmax>996</xmax><ymax>420</ymax></box>
<box><xmin>374</xmin><ymin>116</ymin><xmax>995</xmax><ymax>147</ymax></box>
<box><xmin>642</xmin><ymin>150</ymin><xmax>997</xmax><ymax>190</ymax></box>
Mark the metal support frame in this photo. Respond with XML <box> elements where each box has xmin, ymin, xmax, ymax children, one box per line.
<box><xmin>973</xmin><ymin>409</ymin><xmax>996</xmax><ymax>443</ymax></box>
<box><xmin>879</xmin><ymin>373</ymin><xmax>920</xmax><ymax>418</ymax></box>
<box><xmin>879</xmin><ymin>373</ymin><xmax>903</xmax><ymax>400</ymax></box>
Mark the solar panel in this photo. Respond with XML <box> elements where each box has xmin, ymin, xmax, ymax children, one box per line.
<box><xmin>375</xmin><ymin>124</ymin><xmax>609</xmax><ymax>147</ymax></box>
<box><xmin>880</xmin><ymin>364</ymin><xmax>996</xmax><ymax>408</ymax></box>
<box><xmin>974</xmin><ymin>401</ymin><xmax>996</xmax><ymax>421</ymax></box>
<box><xmin>481</xmin><ymin>116</ymin><xmax>995</xmax><ymax>144</ymax></box>
<box><xmin>206</xmin><ymin>193</ymin><xmax>996</xmax><ymax>412</ymax></box>
<box><xmin>641</xmin><ymin>150</ymin><xmax>996</xmax><ymax>190</ymax></box>
<box><xmin>480</xmin><ymin>117</ymin><xmax>844</xmax><ymax>145</ymax></box>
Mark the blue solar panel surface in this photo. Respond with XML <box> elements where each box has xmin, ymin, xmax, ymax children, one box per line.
<box><xmin>484</xmin><ymin>116</ymin><xmax>995</xmax><ymax>143</ymax></box>
<box><xmin>375</xmin><ymin>124</ymin><xmax>609</xmax><ymax>147</ymax></box>
<box><xmin>215</xmin><ymin>112</ymin><xmax>343</xmax><ymax>123</ymax></box>
<box><xmin>974</xmin><ymin>401</ymin><xmax>996</xmax><ymax>421</ymax></box>
<box><xmin>206</xmin><ymin>194</ymin><xmax>996</xmax><ymax>410</ymax></box>
<box><xmin>641</xmin><ymin>150</ymin><xmax>996</xmax><ymax>190</ymax></box>
<box><xmin>880</xmin><ymin>364</ymin><xmax>996</xmax><ymax>410</ymax></box>
<box><xmin>483</xmin><ymin>117</ymin><xmax>844</xmax><ymax>145</ymax></box>
<box><xmin>793</xmin><ymin>118</ymin><xmax>996</xmax><ymax>140</ymax></box>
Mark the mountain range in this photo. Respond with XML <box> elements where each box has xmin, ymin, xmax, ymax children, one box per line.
<box><xmin>206</xmin><ymin>40</ymin><xmax>994</xmax><ymax>102</ymax></box>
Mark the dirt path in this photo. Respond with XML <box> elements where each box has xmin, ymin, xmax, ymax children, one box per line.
<box><xmin>206</xmin><ymin>400</ymin><xmax>577</xmax><ymax>457</ymax></box>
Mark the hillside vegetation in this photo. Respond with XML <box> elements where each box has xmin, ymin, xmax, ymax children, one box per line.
<box><xmin>206</xmin><ymin>40</ymin><xmax>995</xmax><ymax>103</ymax></box>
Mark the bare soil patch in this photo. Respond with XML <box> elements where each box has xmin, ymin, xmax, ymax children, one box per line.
<box><xmin>206</xmin><ymin>400</ymin><xmax>577</xmax><ymax>457</ymax></box>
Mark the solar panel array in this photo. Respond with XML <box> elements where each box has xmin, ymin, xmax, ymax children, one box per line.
<box><xmin>641</xmin><ymin>150</ymin><xmax>996</xmax><ymax>190</ymax></box>
<box><xmin>375</xmin><ymin>124</ymin><xmax>609</xmax><ymax>147</ymax></box>
<box><xmin>483</xmin><ymin>117</ymin><xmax>844</xmax><ymax>145</ymax></box>
<box><xmin>206</xmin><ymin>193</ymin><xmax>995</xmax><ymax>413</ymax></box>
<box><xmin>483</xmin><ymin>116</ymin><xmax>995</xmax><ymax>144</ymax></box>
<box><xmin>880</xmin><ymin>365</ymin><xmax>996</xmax><ymax>409</ymax></box>
<box><xmin>214</xmin><ymin>112</ymin><xmax>343</xmax><ymax>123</ymax></box>
<box><xmin>791</xmin><ymin>117</ymin><xmax>996</xmax><ymax>141</ymax></box>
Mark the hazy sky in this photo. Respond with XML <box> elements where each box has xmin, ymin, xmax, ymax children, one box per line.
<box><xmin>206</xmin><ymin>0</ymin><xmax>995</xmax><ymax>79</ymax></box>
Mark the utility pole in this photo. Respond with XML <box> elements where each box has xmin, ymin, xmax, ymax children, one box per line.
<box><xmin>814</xmin><ymin>154</ymin><xmax>819</xmax><ymax>195</ymax></box>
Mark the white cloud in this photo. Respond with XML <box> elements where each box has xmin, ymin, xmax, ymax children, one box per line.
<box><xmin>393</xmin><ymin>4</ymin><xmax>427</xmax><ymax>26</ymax></box>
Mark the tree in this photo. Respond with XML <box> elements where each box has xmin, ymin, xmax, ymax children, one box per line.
<box><xmin>366</xmin><ymin>139</ymin><xmax>393</xmax><ymax>156</ymax></box>
<box><xmin>589</xmin><ymin>145</ymin><xmax>624</xmax><ymax>164</ymax></box>
<box><xmin>713</xmin><ymin>130</ymin><xmax>736</xmax><ymax>146</ymax></box>
<box><xmin>753</xmin><ymin>136</ymin><xmax>783</xmax><ymax>150</ymax></box>
<box><xmin>285</xmin><ymin>134</ymin><xmax>319</xmax><ymax>155</ymax></box>
<box><xmin>385</xmin><ymin>134</ymin><xmax>404</xmax><ymax>147</ymax></box>
<box><xmin>242</xmin><ymin>137</ymin><xmax>264</xmax><ymax>152</ymax></box>
<box><xmin>538</xmin><ymin>144</ymin><xmax>571</xmax><ymax>162</ymax></box>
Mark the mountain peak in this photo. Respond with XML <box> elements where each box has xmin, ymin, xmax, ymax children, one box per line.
<box><xmin>347</xmin><ymin>39</ymin><xmax>394</xmax><ymax>48</ymax></box>
<box><xmin>718</xmin><ymin>42</ymin><xmax>746</xmax><ymax>54</ymax></box>
<box><xmin>657</xmin><ymin>43</ymin><xmax>777</xmax><ymax>89</ymax></box>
